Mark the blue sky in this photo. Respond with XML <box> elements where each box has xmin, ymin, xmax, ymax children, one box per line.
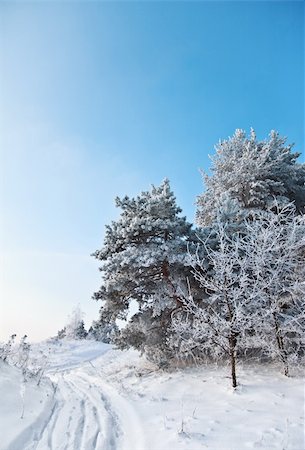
<box><xmin>1</xmin><ymin>1</ymin><xmax>304</xmax><ymax>341</ymax></box>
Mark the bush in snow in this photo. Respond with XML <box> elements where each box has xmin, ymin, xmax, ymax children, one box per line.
<box><xmin>0</xmin><ymin>334</ymin><xmax>49</xmax><ymax>385</ymax></box>
<box><xmin>0</xmin><ymin>334</ymin><xmax>17</xmax><ymax>363</ymax></box>
<box><xmin>0</xmin><ymin>334</ymin><xmax>31</xmax><ymax>371</ymax></box>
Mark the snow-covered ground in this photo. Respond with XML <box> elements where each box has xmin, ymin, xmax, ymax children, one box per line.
<box><xmin>1</xmin><ymin>340</ymin><xmax>304</xmax><ymax>450</ymax></box>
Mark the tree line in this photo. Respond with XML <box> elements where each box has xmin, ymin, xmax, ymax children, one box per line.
<box><xmin>92</xmin><ymin>129</ymin><xmax>305</xmax><ymax>387</ymax></box>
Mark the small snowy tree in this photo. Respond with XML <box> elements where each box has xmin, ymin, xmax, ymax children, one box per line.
<box><xmin>87</xmin><ymin>318</ymin><xmax>118</xmax><ymax>343</ymax></box>
<box><xmin>93</xmin><ymin>179</ymin><xmax>204</xmax><ymax>364</ymax></box>
<box><xmin>244</xmin><ymin>204</ymin><xmax>305</xmax><ymax>375</ymax></box>
<box><xmin>197</xmin><ymin>129</ymin><xmax>305</xmax><ymax>226</ymax></box>
<box><xmin>74</xmin><ymin>321</ymin><xmax>88</xmax><ymax>340</ymax></box>
<box><xmin>59</xmin><ymin>306</ymin><xmax>88</xmax><ymax>340</ymax></box>
<box><xmin>171</xmin><ymin>209</ymin><xmax>261</xmax><ymax>388</ymax></box>
<box><xmin>171</xmin><ymin>202</ymin><xmax>305</xmax><ymax>385</ymax></box>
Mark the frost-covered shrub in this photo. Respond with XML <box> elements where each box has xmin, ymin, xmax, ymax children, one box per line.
<box><xmin>0</xmin><ymin>334</ymin><xmax>49</xmax><ymax>385</ymax></box>
<box><xmin>0</xmin><ymin>334</ymin><xmax>17</xmax><ymax>363</ymax></box>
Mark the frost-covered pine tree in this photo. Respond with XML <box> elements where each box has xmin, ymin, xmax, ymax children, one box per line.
<box><xmin>58</xmin><ymin>306</ymin><xmax>88</xmax><ymax>340</ymax></box>
<box><xmin>93</xmin><ymin>179</ymin><xmax>203</xmax><ymax>364</ymax></box>
<box><xmin>73</xmin><ymin>321</ymin><xmax>88</xmax><ymax>340</ymax></box>
<box><xmin>197</xmin><ymin>129</ymin><xmax>305</xmax><ymax>226</ymax></box>
<box><xmin>87</xmin><ymin>318</ymin><xmax>118</xmax><ymax>343</ymax></box>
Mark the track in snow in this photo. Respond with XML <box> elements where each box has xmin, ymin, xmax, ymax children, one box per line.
<box><xmin>8</xmin><ymin>354</ymin><xmax>146</xmax><ymax>450</ymax></box>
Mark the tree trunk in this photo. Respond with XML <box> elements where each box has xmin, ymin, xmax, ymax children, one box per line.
<box><xmin>272</xmin><ymin>311</ymin><xmax>289</xmax><ymax>376</ymax></box>
<box><xmin>229</xmin><ymin>335</ymin><xmax>237</xmax><ymax>388</ymax></box>
<box><xmin>225</xmin><ymin>292</ymin><xmax>238</xmax><ymax>388</ymax></box>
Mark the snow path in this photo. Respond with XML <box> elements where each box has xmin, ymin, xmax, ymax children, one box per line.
<box><xmin>3</xmin><ymin>342</ymin><xmax>303</xmax><ymax>450</ymax></box>
<box><xmin>7</xmin><ymin>346</ymin><xmax>146</xmax><ymax>450</ymax></box>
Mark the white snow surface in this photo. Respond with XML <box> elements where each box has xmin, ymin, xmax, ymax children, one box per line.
<box><xmin>1</xmin><ymin>339</ymin><xmax>304</xmax><ymax>450</ymax></box>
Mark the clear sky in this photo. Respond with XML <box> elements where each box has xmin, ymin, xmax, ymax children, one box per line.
<box><xmin>0</xmin><ymin>1</ymin><xmax>304</xmax><ymax>341</ymax></box>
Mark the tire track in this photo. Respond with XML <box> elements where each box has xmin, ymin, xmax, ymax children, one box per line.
<box><xmin>35</xmin><ymin>374</ymin><xmax>86</xmax><ymax>450</ymax></box>
<box><xmin>67</xmin><ymin>372</ymin><xmax>123</xmax><ymax>450</ymax></box>
<box><xmin>7</xmin><ymin>347</ymin><xmax>146</xmax><ymax>450</ymax></box>
<box><xmin>76</xmin><ymin>370</ymin><xmax>146</xmax><ymax>450</ymax></box>
<box><xmin>66</xmin><ymin>375</ymin><xmax>106</xmax><ymax>450</ymax></box>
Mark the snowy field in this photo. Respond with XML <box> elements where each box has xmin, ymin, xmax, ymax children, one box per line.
<box><xmin>1</xmin><ymin>340</ymin><xmax>304</xmax><ymax>450</ymax></box>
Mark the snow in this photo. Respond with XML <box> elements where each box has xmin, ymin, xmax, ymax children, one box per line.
<box><xmin>42</xmin><ymin>339</ymin><xmax>110</xmax><ymax>371</ymax></box>
<box><xmin>0</xmin><ymin>360</ymin><xmax>54</xmax><ymax>450</ymax></box>
<box><xmin>1</xmin><ymin>340</ymin><xmax>304</xmax><ymax>450</ymax></box>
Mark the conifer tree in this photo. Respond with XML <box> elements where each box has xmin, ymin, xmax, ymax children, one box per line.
<box><xmin>57</xmin><ymin>306</ymin><xmax>88</xmax><ymax>340</ymax></box>
<box><xmin>197</xmin><ymin>129</ymin><xmax>305</xmax><ymax>226</ymax></box>
<box><xmin>93</xmin><ymin>179</ymin><xmax>202</xmax><ymax>364</ymax></box>
<box><xmin>87</xmin><ymin>318</ymin><xmax>118</xmax><ymax>343</ymax></box>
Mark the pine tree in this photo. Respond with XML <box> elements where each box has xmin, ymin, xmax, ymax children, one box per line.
<box><xmin>197</xmin><ymin>129</ymin><xmax>305</xmax><ymax>226</ymax></box>
<box><xmin>74</xmin><ymin>321</ymin><xmax>88</xmax><ymax>340</ymax></box>
<box><xmin>87</xmin><ymin>318</ymin><xmax>118</xmax><ymax>343</ymax></box>
<box><xmin>58</xmin><ymin>306</ymin><xmax>88</xmax><ymax>340</ymax></box>
<box><xmin>93</xmin><ymin>179</ymin><xmax>203</xmax><ymax>364</ymax></box>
